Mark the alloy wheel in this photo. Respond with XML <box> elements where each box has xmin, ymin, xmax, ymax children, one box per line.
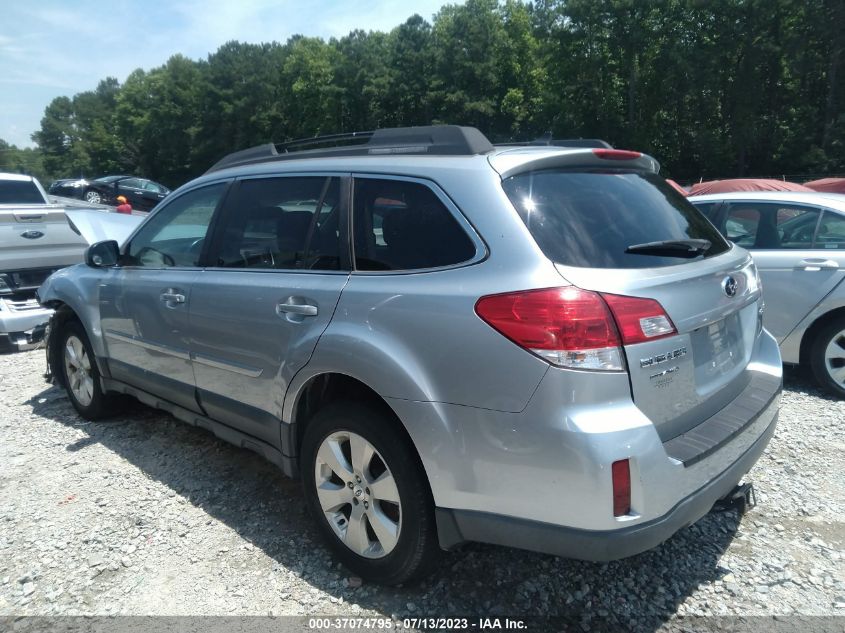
<box><xmin>314</xmin><ymin>431</ymin><xmax>402</xmax><ymax>559</ymax></box>
<box><xmin>823</xmin><ymin>327</ymin><xmax>845</xmax><ymax>389</ymax></box>
<box><xmin>64</xmin><ymin>335</ymin><xmax>94</xmax><ymax>407</ymax></box>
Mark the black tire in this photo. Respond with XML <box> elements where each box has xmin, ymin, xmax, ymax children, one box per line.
<box><xmin>300</xmin><ymin>401</ymin><xmax>440</xmax><ymax>584</ymax></box>
<box><xmin>59</xmin><ymin>321</ymin><xmax>118</xmax><ymax>419</ymax></box>
<box><xmin>809</xmin><ymin>320</ymin><xmax>845</xmax><ymax>398</ymax></box>
<box><xmin>84</xmin><ymin>190</ymin><xmax>101</xmax><ymax>204</ymax></box>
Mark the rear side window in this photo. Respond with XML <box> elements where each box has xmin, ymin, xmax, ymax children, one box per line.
<box><xmin>352</xmin><ymin>178</ymin><xmax>476</xmax><ymax>271</ymax></box>
<box><xmin>0</xmin><ymin>179</ymin><xmax>45</xmax><ymax>204</ymax></box>
<box><xmin>502</xmin><ymin>170</ymin><xmax>730</xmax><ymax>268</ymax></box>
<box><xmin>213</xmin><ymin>176</ymin><xmax>341</xmax><ymax>270</ymax></box>
<box><xmin>723</xmin><ymin>203</ymin><xmax>821</xmax><ymax>249</ymax></box>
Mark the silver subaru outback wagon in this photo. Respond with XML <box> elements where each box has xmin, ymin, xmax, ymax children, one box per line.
<box><xmin>38</xmin><ymin>126</ymin><xmax>782</xmax><ymax>584</ymax></box>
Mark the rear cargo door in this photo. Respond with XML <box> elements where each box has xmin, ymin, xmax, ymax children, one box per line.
<box><xmin>502</xmin><ymin>169</ymin><xmax>762</xmax><ymax>440</ymax></box>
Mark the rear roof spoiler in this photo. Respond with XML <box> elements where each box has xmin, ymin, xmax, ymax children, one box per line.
<box><xmin>489</xmin><ymin>148</ymin><xmax>660</xmax><ymax>179</ymax></box>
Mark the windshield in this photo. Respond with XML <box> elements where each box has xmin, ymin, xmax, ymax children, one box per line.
<box><xmin>502</xmin><ymin>169</ymin><xmax>730</xmax><ymax>268</ymax></box>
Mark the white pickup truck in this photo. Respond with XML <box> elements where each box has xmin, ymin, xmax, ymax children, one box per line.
<box><xmin>0</xmin><ymin>173</ymin><xmax>87</xmax><ymax>351</ymax></box>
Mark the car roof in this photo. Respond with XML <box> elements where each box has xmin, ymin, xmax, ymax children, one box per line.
<box><xmin>198</xmin><ymin>146</ymin><xmax>660</xmax><ymax>186</ymax></box>
<box><xmin>200</xmin><ymin>126</ymin><xmax>659</xmax><ymax>184</ymax></box>
<box><xmin>689</xmin><ymin>190</ymin><xmax>845</xmax><ymax>211</ymax></box>
<box><xmin>0</xmin><ymin>172</ymin><xmax>34</xmax><ymax>182</ymax></box>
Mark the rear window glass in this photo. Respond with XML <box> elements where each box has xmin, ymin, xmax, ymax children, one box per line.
<box><xmin>502</xmin><ymin>170</ymin><xmax>730</xmax><ymax>269</ymax></box>
<box><xmin>0</xmin><ymin>179</ymin><xmax>45</xmax><ymax>204</ymax></box>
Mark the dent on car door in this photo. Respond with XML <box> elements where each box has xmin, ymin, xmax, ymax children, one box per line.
<box><xmin>99</xmin><ymin>182</ymin><xmax>229</xmax><ymax>411</ymax></box>
<box><xmin>187</xmin><ymin>175</ymin><xmax>349</xmax><ymax>446</ymax></box>
<box><xmin>725</xmin><ymin>202</ymin><xmax>842</xmax><ymax>341</ymax></box>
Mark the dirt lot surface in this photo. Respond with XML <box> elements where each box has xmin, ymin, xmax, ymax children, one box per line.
<box><xmin>1</xmin><ymin>348</ymin><xmax>843</xmax><ymax>630</ymax></box>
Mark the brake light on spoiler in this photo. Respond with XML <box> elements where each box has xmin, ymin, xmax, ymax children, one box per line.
<box><xmin>592</xmin><ymin>148</ymin><xmax>643</xmax><ymax>160</ymax></box>
<box><xmin>475</xmin><ymin>287</ymin><xmax>676</xmax><ymax>371</ymax></box>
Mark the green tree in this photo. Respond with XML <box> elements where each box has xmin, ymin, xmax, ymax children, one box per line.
<box><xmin>0</xmin><ymin>139</ymin><xmax>47</xmax><ymax>183</ymax></box>
<box><xmin>28</xmin><ymin>0</ymin><xmax>845</xmax><ymax>186</ymax></box>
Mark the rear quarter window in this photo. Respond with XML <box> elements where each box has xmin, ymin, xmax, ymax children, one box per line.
<box><xmin>352</xmin><ymin>178</ymin><xmax>476</xmax><ymax>271</ymax></box>
<box><xmin>503</xmin><ymin>170</ymin><xmax>730</xmax><ymax>268</ymax></box>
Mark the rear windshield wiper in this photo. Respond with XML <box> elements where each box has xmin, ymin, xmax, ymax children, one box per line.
<box><xmin>625</xmin><ymin>239</ymin><xmax>712</xmax><ymax>258</ymax></box>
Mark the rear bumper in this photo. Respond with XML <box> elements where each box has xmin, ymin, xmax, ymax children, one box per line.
<box><xmin>387</xmin><ymin>328</ymin><xmax>781</xmax><ymax>557</ymax></box>
<box><xmin>436</xmin><ymin>401</ymin><xmax>778</xmax><ymax>560</ymax></box>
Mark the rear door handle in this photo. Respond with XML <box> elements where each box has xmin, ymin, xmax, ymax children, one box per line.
<box><xmin>277</xmin><ymin>302</ymin><xmax>318</xmax><ymax>317</ymax></box>
<box><xmin>798</xmin><ymin>258</ymin><xmax>839</xmax><ymax>271</ymax></box>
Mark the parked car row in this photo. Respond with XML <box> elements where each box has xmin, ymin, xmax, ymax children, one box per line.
<box><xmin>49</xmin><ymin>175</ymin><xmax>170</xmax><ymax>211</ymax></box>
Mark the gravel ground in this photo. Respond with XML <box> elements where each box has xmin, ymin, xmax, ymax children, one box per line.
<box><xmin>0</xmin><ymin>348</ymin><xmax>843</xmax><ymax>630</ymax></box>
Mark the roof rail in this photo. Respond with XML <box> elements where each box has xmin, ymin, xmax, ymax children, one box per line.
<box><xmin>495</xmin><ymin>134</ymin><xmax>613</xmax><ymax>149</ymax></box>
<box><xmin>206</xmin><ymin>125</ymin><xmax>496</xmax><ymax>173</ymax></box>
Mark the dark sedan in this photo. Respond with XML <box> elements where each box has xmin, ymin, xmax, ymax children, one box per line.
<box><xmin>82</xmin><ymin>176</ymin><xmax>170</xmax><ymax>211</ymax></box>
<box><xmin>48</xmin><ymin>178</ymin><xmax>89</xmax><ymax>198</ymax></box>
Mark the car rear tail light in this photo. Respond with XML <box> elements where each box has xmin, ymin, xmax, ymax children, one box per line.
<box><xmin>475</xmin><ymin>287</ymin><xmax>678</xmax><ymax>371</ymax></box>
<box><xmin>474</xmin><ymin>287</ymin><xmax>625</xmax><ymax>371</ymax></box>
<box><xmin>593</xmin><ymin>148</ymin><xmax>642</xmax><ymax>160</ymax></box>
<box><xmin>612</xmin><ymin>459</ymin><xmax>631</xmax><ymax>517</ymax></box>
<box><xmin>600</xmin><ymin>293</ymin><xmax>676</xmax><ymax>345</ymax></box>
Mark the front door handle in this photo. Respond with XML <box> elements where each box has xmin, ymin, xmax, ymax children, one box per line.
<box><xmin>798</xmin><ymin>258</ymin><xmax>839</xmax><ymax>271</ymax></box>
<box><xmin>277</xmin><ymin>302</ymin><xmax>318</xmax><ymax>316</ymax></box>
<box><xmin>160</xmin><ymin>290</ymin><xmax>186</xmax><ymax>305</ymax></box>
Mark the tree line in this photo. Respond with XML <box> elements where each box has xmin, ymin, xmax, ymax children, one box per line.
<box><xmin>2</xmin><ymin>0</ymin><xmax>842</xmax><ymax>188</ymax></box>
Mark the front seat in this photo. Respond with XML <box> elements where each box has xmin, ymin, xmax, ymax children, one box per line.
<box><xmin>754</xmin><ymin>212</ymin><xmax>781</xmax><ymax>249</ymax></box>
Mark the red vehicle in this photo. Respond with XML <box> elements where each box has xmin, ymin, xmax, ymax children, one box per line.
<box><xmin>689</xmin><ymin>178</ymin><xmax>812</xmax><ymax>196</ymax></box>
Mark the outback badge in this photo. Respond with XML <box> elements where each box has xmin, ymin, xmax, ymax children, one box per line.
<box><xmin>640</xmin><ymin>347</ymin><xmax>687</xmax><ymax>369</ymax></box>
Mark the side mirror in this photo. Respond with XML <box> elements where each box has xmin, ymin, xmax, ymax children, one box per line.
<box><xmin>85</xmin><ymin>240</ymin><xmax>120</xmax><ymax>268</ymax></box>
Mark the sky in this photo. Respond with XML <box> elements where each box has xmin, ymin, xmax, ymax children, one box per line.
<box><xmin>0</xmin><ymin>0</ymin><xmax>455</xmax><ymax>148</ymax></box>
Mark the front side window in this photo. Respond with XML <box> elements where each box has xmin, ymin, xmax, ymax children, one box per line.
<box><xmin>120</xmin><ymin>178</ymin><xmax>144</xmax><ymax>189</ymax></box>
<box><xmin>724</xmin><ymin>203</ymin><xmax>821</xmax><ymax>249</ymax></box>
<box><xmin>125</xmin><ymin>183</ymin><xmax>226</xmax><ymax>267</ymax></box>
<box><xmin>352</xmin><ymin>178</ymin><xmax>476</xmax><ymax>271</ymax></box>
<box><xmin>813</xmin><ymin>211</ymin><xmax>845</xmax><ymax>249</ymax></box>
<box><xmin>212</xmin><ymin>176</ymin><xmax>341</xmax><ymax>270</ymax></box>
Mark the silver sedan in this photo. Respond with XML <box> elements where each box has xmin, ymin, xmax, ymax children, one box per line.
<box><xmin>691</xmin><ymin>191</ymin><xmax>845</xmax><ymax>397</ymax></box>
